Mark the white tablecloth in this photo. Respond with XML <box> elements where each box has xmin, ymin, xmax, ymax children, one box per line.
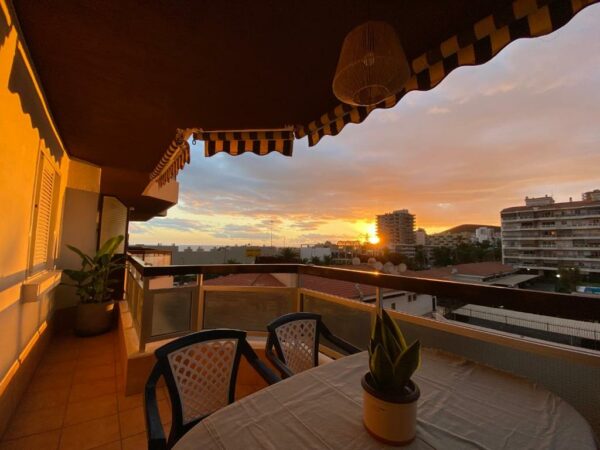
<box><xmin>174</xmin><ymin>349</ymin><xmax>596</xmax><ymax>449</ymax></box>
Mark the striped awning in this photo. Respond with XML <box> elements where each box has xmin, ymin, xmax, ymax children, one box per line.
<box><xmin>194</xmin><ymin>130</ymin><xmax>294</xmax><ymax>157</ymax></box>
<box><xmin>151</xmin><ymin>0</ymin><xmax>597</xmax><ymax>186</ymax></box>
<box><xmin>150</xmin><ymin>128</ymin><xmax>293</xmax><ymax>185</ymax></box>
<box><xmin>296</xmin><ymin>0</ymin><xmax>598</xmax><ymax>146</ymax></box>
<box><xmin>150</xmin><ymin>129</ymin><xmax>191</xmax><ymax>186</ymax></box>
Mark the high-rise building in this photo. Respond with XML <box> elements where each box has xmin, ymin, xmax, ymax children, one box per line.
<box><xmin>501</xmin><ymin>192</ymin><xmax>600</xmax><ymax>273</ymax></box>
<box><xmin>376</xmin><ymin>209</ymin><xmax>415</xmax><ymax>249</ymax></box>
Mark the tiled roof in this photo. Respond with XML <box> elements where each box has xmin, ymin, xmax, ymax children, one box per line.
<box><xmin>402</xmin><ymin>261</ymin><xmax>515</xmax><ymax>279</ymax></box>
<box><xmin>203</xmin><ymin>273</ymin><xmax>285</xmax><ymax>287</ymax></box>
<box><xmin>301</xmin><ymin>275</ymin><xmax>378</xmax><ymax>299</ymax></box>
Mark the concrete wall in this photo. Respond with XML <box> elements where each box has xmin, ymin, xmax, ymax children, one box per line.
<box><xmin>0</xmin><ymin>1</ymin><xmax>98</xmax><ymax>435</ymax></box>
<box><xmin>54</xmin><ymin>160</ymin><xmax>102</xmax><ymax>309</ymax></box>
<box><xmin>0</xmin><ymin>0</ymin><xmax>68</xmax><ymax>377</ymax></box>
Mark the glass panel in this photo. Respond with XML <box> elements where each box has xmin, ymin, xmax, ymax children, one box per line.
<box><xmin>151</xmin><ymin>289</ymin><xmax>193</xmax><ymax>336</ymax></box>
<box><xmin>203</xmin><ymin>290</ymin><xmax>294</xmax><ymax>331</ymax></box>
<box><xmin>303</xmin><ymin>294</ymin><xmax>372</xmax><ymax>351</ymax></box>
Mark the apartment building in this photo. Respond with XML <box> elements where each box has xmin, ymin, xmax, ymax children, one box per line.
<box><xmin>428</xmin><ymin>224</ymin><xmax>500</xmax><ymax>247</ymax></box>
<box><xmin>502</xmin><ymin>193</ymin><xmax>600</xmax><ymax>274</ymax></box>
<box><xmin>376</xmin><ymin>209</ymin><xmax>415</xmax><ymax>249</ymax></box>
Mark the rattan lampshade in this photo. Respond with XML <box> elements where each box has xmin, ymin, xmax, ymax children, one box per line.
<box><xmin>333</xmin><ymin>21</ymin><xmax>410</xmax><ymax>106</ymax></box>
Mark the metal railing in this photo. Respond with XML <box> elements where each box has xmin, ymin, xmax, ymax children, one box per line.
<box><xmin>123</xmin><ymin>253</ymin><xmax>600</xmax><ymax>434</ymax></box>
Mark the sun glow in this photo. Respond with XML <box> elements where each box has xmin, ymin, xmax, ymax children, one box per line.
<box><xmin>366</xmin><ymin>222</ymin><xmax>380</xmax><ymax>244</ymax></box>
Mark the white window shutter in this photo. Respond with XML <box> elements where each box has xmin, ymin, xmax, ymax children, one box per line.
<box><xmin>30</xmin><ymin>154</ymin><xmax>57</xmax><ymax>272</ymax></box>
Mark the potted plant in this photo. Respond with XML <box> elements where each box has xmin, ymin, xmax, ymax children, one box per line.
<box><xmin>362</xmin><ymin>309</ymin><xmax>421</xmax><ymax>445</ymax></box>
<box><xmin>63</xmin><ymin>235</ymin><xmax>124</xmax><ymax>336</ymax></box>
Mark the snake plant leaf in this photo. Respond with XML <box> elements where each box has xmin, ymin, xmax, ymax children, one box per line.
<box><xmin>393</xmin><ymin>340</ymin><xmax>421</xmax><ymax>389</ymax></box>
<box><xmin>381</xmin><ymin>320</ymin><xmax>403</xmax><ymax>362</ymax></box>
<box><xmin>382</xmin><ymin>309</ymin><xmax>407</xmax><ymax>350</ymax></box>
<box><xmin>370</xmin><ymin>343</ymin><xmax>395</xmax><ymax>390</ymax></box>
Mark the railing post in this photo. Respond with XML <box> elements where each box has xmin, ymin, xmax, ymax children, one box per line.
<box><xmin>139</xmin><ymin>276</ymin><xmax>152</xmax><ymax>353</ymax></box>
<box><xmin>375</xmin><ymin>287</ymin><xmax>383</xmax><ymax>317</ymax></box>
<box><xmin>197</xmin><ymin>274</ymin><xmax>205</xmax><ymax>331</ymax></box>
<box><xmin>293</xmin><ymin>273</ymin><xmax>303</xmax><ymax>312</ymax></box>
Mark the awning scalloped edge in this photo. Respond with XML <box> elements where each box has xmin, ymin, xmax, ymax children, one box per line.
<box><xmin>151</xmin><ymin>0</ymin><xmax>598</xmax><ymax>186</ymax></box>
<box><xmin>150</xmin><ymin>128</ymin><xmax>191</xmax><ymax>187</ymax></box>
<box><xmin>295</xmin><ymin>0</ymin><xmax>599</xmax><ymax>146</ymax></box>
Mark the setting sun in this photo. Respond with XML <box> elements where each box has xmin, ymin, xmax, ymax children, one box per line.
<box><xmin>366</xmin><ymin>223</ymin><xmax>380</xmax><ymax>244</ymax></box>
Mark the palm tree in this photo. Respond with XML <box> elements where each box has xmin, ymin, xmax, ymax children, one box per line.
<box><xmin>278</xmin><ymin>247</ymin><xmax>299</xmax><ymax>262</ymax></box>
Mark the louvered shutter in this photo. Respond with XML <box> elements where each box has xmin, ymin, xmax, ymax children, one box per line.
<box><xmin>30</xmin><ymin>154</ymin><xmax>57</xmax><ymax>272</ymax></box>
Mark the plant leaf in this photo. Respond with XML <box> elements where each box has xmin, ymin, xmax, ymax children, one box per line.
<box><xmin>96</xmin><ymin>235</ymin><xmax>124</xmax><ymax>259</ymax></box>
<box><xmin>370</xmin><ymin>343</ymin><xmax>394</xmax><ymax>390</ymax></box>
<box><xmin>66</xmin><ymin>245</ymin><xmax>93</xmax><ymax>266</ymax></box>
<box><xmin>382</xmin><ymin>309</ymin><xmax>407</xmax><ymax>349</ymax></box>
<box><xmin>393</xmin><ymin>340</ymin><xmax>421</xmax><ymax>389</ymax></box>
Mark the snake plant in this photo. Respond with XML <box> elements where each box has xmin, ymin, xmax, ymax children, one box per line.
<box><xmin>368</xmin><ymin>309</ymin><xmax>420</xmax><ymax>393</ymax></box>
<box><xmin>63</xmin><ymin>235</ymin><xmax>124</xmax><ymax>303</ymax></box>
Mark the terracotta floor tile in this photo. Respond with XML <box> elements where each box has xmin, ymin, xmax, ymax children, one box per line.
<box><xmin>120</xmin><ymin>432</ymin><xmax>146</xmax><ymax>450</ymax></box>
<box><xmin>36</xmin><ymin>360</ymin><xmax>77</xmax><ymax>377</ymax></box>
<box><xmin>27</xmin><ymin>372</ymin><xmax>73</xmax><ymax>393</ymax></box>
<box><xmin>73</xmin><ymin>363</ymin><xmax>116</xmax><ymax>383</ymax></box>
<box><xmin>69</xmin><ymin>378</ymin><xmax>116</xmax><ymax>403</ymax></box>
<box><xmin>77</xmin><ymin>353</ymin><xmax>116</xmax><ymax>369</ymax></box>
<box><xmin>117</xmin><ymin>407</ymin><xmax>145</xmax><ymax>439</ymax></box>
<box><xmin>89</xmin><ymin>440</ymin><xmax>121</xmax><ymax>450</ymax></box>
<box><xmin>59</xmin><ymin>415</ymin><xmax>120</xmax><ymax>450</ymax></box>
<box><xmin>17</xmin><ymin>387</ymin><xmax>70</xmax><ymax>413</ymax></box>
<box><xmin>118</xmin><ymin>399</ymin><xmax>170</xmax><ymax>439</ymax></box>
<box><xmin>3</xmin><ymin>405</ymin><xmax>65</xmax><ymax>440</ymax></box>
<box><xmin>117</xmin><ymin>388</ymin><xmax>166</xmax><ymax>412</ymax></box>
<box><xmin>0</xmin><ymin>430</ymin><xmax>61</xmax><ymax>450</ymax></box>
<box><xmin>42</xmin><ymin>348</ymin><xmax>80</xmax><ymax>364</ymax></box>
<box><xmin>64</xmin><ymin>393</ymin><xmax>118</xmax><ymax>426</ymax></box>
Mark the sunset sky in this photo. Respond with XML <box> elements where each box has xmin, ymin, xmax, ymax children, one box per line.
<box><xmin>131</xmin><ymin>5</ymin><xmax>600</xmax><ymax>247</ymax></box>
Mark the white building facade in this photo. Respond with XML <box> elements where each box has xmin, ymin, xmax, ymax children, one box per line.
<box><xmin>501</xmin><ymin>194</ymin><xmax>600</xmax><ymax>274</ymax></box>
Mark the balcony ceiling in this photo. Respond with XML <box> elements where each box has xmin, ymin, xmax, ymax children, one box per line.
<box><xmin>10</xmin><ymin>1</ymin><xmax>591</xmax><ymax>219</ymax></box>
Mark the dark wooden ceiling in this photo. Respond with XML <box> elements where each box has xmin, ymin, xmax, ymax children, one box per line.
<box><xmin>12</xmin><ymin>0</ymin><xmax>513</xmax><ymax>218</ymax></box>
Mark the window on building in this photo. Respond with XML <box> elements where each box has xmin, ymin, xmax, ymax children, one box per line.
<box><xmin>29</xmin><ymin>150</ymin><xmax>59</xmax><ymax>275</ymax></box>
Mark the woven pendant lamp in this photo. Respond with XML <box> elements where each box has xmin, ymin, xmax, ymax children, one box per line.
<box><xmin>333</xmin><ymin>21</ymin><xmax>410</xmax><ymax>106</ymax></box>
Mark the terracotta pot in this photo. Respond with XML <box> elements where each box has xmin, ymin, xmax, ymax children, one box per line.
<box><xmin>361</xmin><ymin>373</ymin><xmax>420</xmax><ymax>446</ymax></box>
<box><xmin>75</xmin><ymin>301</ymin><xmax>115</xmax><ymax>336</ymax></box>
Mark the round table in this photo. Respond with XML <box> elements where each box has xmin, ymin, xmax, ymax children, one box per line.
<box><xmin>174</xmin><ymin>349</ymin><xmax>596</xmax><ymax>449</ymax></box>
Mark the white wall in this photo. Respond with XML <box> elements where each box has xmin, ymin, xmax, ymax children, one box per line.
<box><xmin>0</xmin><ymin>3</ymin><xmax>70</xmax><ymax>377</ymax></box>
<box><xmin>382</xmin><ymin>293</ymin><xmax>434</xmax><ymax>317</ymax></box>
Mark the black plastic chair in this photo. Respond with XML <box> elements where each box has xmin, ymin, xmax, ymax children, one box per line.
<box><xmin>265</xmin><ymin>312</ymin><xmax>360</xmax><ymax>378</ymax></box>
<box><xmin>144</xmin><ymin>329</ymin><xmax>280</xmax><ymax>450</ymax></box>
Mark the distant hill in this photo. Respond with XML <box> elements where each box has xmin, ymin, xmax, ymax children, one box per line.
<box><xmin>441</xmin><ymin>224</ymin><xmax>500</xmax><ymax>234</ymax></box>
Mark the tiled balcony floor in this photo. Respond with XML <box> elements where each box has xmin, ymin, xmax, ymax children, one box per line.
<box><xmin>0</xmin><ymin>330</ymin><xmax>168</xmax><ymax>450</ymax></box>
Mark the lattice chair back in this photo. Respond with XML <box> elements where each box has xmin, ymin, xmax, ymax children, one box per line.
<box><xmin>166</xmin><ymin>338</ymin><xmax>238</xmax><ymax>424</ymax></box>
<box><xmin>151</xmin><ymin>329</ymin><xmax>247</xmax><ymax>448</ymax></box>
<box><xmin>269</xmin><ymin>313</ymin><xmax>321</xmax><ymax>375</ymax></box>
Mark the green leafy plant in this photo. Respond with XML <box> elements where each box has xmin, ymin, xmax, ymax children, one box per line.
<box><xmin>63</xmin><ymin>235</ymin><xmax>125</xmax><ymax>303</ymax></box>
<box><xmin>368</xmin><ymin>309</ymin><xmax>420</xmax><ymax>393</ymax></box>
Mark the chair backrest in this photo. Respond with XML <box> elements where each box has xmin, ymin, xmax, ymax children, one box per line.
<box><xmin>155</xmin><ymin>329</ymin><xmax>246</xmax><ymax>431</ymax></box>
<box><xmin>267</xmin><ymin>312</ymin><xmax>321</xmax><ymax>374</ymax></box>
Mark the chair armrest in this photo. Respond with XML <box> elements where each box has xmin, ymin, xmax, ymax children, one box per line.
<box><xmin>320</xmin><ymin>325</ymin><xmax>361</xmax><ymax>355</ymax></box>
<box><xmin>144</xmin><ymin>365</ymin><xmax>167</xmax><ymax>450</ymax></box>
<box><xmin>264</xmin><ymin>340</ymin><xmax>294</xmax><ymax>379</ymax></box>
<box><xmin>242</xmin><ymin>341</ymin><xmax>282</xmax><ymax>385</ymax></box>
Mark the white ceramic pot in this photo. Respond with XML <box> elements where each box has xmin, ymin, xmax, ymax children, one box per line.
<box><xmin>361</xmin><ymin>373</ymin><xmax>420</xmax><ymax>446</ymax></box>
